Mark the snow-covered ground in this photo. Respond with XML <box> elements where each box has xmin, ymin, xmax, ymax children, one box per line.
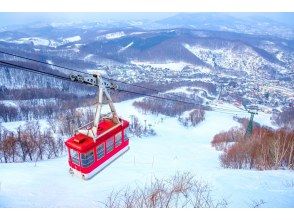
<box><xmin>62</xmin><ymin>36</ymin><xmax>81</xmax><ymax>44</ymax></box>
<box><xmin>183</xmin><ymin>43</ymin><xmax>290</xmax><ymax>75</ymax></box>
<box><xmin>0</xmin><ymin>99</ymin><xmax>293</xmax><ymax>208</ymax></box>
<box><xmin>104</xmin><ymin>31</ymin><xmax>125</xmax><ymax>40</ymax></box>
<box><xmin>118</xmin><ymin>42</ymin><xmax>134</xmax><ymax>53</ymax></box>
<box><xmin>2</xmin><ymin>35</ymin><xmax>81</xmax><ymax>48</ymax></box>
<box><xmin>10</xmin><ymin>37</ymin><xmax>59</xmax><ymax>47</ymax></box>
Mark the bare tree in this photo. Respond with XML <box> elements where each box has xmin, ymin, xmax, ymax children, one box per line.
<box><xmin>0</xmin><ymin>121</ymin><xmax>66</xmax><ymax>163</ymax></box>
<box><xmin>249</xmin><ymin>199</ymin><xmax>266</xmax><ymax>208</ymax></box>
<box><xmin>1</xmin><ymin>132</ymin><xmax>17</xmax><ymax>163</ymax></box>
<box><xmin>215</xmin><ymin>126</ymin><xmax>294</xmax><ymax>170</ymax></box>
<box><xmin>99</xmin><ymin>172</ymin><xmax>227</xmax><ymax>208</ymax></box>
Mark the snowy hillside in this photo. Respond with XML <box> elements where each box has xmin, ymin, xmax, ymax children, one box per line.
<box><xmin>183</xmin><ymin>43</ymin><xmax>290</xmax><ymax>75</ymax></box>
<box><xmin>62</xmin><ymin>36</ymin><xmax>81</xmax><ymax>44</ymax></box>
<box><xmin>0</xmin><ymin>99</ymin><xmax>293</xmax><ymax>208</ymax></box>
<box><xmin>104</xmin><ymin>31</ymin><xmax>125</xmax><ymax>39</ymax></box>
<box><xmin>11</xmin><ymin>37</ymin><xmax>59</xmax><ymax>47</ymax></box>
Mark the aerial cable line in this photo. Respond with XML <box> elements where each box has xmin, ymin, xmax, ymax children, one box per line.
<box><xmin>0</xmin><ymin>60</ymin><xmax>246</xmax><ymax>115</ymax></box>
<box><xmin>0</xmin><ymin>50</ymin><xmax>247</xmax><ymax>113</ymax></box>
<box><xmin>0</xmin><ymin>50</ymin><xmax>200</xmax><ymax>104</ymax></box>
<box><xmin>116</xmin><ymin>89</ymin><xmax>204</xmax><ymax>106</ymax></box>
<box><xmin>0</xmin><ymin>50</ymin><xmax>90</xmax><ymax>75</ymax></box>
<box><xmin>0</xmin><ymin>50</ymin><xmax>247</xmax><ymax>112</ymax></box>
<box><xmin>0</xmin><ymin>60</ymin><xmax>202</xmax><ymax>106</ymax></box>
<box><xmin>0</xmin><ymin>60</ymin><xmax>195</xmax><ymax>106</ymax></box>
<box><xmin>0</xmin><ymin>60</ymin><xmax>72</xmax><ymax>82</ymax></box>
<box><xmin>0</xmin><ymin>60</ymin><xmax>246</xmax><ymax>116</ymax></box>
<box><xmin>210</xmin><ymin>106</ymin><xmax>246</xmax><ymax>113</ymax></box>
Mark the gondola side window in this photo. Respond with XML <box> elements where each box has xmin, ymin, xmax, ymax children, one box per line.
<box><xmin>81</xmin><ymin>150</ymin><xmax>94</xmax><ymax>167</ymax></box>
<box><xmin>124</xmin><ymin>128</ymin><xmax>130</xmax><ymax>140</ymax></box>
<box><xmin>115</xmin><ymin>132</ymin><xmax>122</xmax><ymax>147</ymax></box>
<box><xmin>97</xmin><ymin>144</ymin><xmax>105</xmax><ymax>160</ymax></box>
<box><xmin>106</xmin><ymin>137</ymin><xmax>114</xmax><ymax>153</ymax></box>
<box><xmin>70</xmin><ymin>149</ymin><xmax>80</xmax><ymax>165</ymax></box>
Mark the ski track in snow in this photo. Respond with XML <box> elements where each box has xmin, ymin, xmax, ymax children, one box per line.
<box><xmin>0</xmin><ymin>99</ymin><xmax>293</xmax><ymax>208</ymax></box>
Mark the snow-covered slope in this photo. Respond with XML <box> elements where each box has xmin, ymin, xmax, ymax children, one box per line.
<box><xmin>103</xmin><ymin>31</ymin><xmax>125</xmax><ymax>40</ymax></box>
<box><xmin>118</xmin><ymin>42</ymin><xmax>134</xmax><ymax>53</ymax></box>
<box><xmin>0</xmin><ymin>99</ymin><xmax>293</xmax><ymax>208</ymax></box>
<box><xmin>11</xmin><ymin>37</ymin><xmax>59</xmax><ymax>47</ymax></box>
<box><xmin>62</xmin><ymin>36</ymin><xmax>81</xmax><ymax>44</ymax></box>
<box><xmin>183</xmin><ymin>43</ymin><xmax>289</xmax><ymax>75</ymax></box>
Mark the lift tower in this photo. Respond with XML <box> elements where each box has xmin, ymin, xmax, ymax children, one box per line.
<box><xmin>245</xmin><ymin>110</ymin><xmax>258</xmax><ymax>136</ymax></box>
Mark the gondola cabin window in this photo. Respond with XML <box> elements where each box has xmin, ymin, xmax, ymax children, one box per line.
<box><xmin>70</xmin><ymin>149</ymin><xmax>80</xmax><ymax>165</ymax></box>
<box><xmin>115</xmin><ymin>132</ymin><xmax>122</xmax><ymax>147</ymax></box>
<box><xmin>81</xmin><ymin>150</ymin><xmax>94</xmax><ymax>167</ymax></box>
<box><xmin>124</xmin><ymin>128</ymin><xmax>130</xmax><ymax>140</ymax></box>
<box><xmin>106</xmin><ymin>137</ymin><xmax>114</xmax><ymax>153</ymax></box>
<box><xmin>97</xmin><ymin>144</ymin><xmax>105</xmax><ymax>160</ymax></box>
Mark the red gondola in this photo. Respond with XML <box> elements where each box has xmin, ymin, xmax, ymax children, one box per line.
<box><xmin>65</xmin><ymin>73</ymin><xmax>129</xmax><ymax>179</ymax></box>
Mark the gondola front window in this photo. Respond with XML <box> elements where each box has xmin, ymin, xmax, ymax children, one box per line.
<box><xmin>81</xmin><ymin>150</ymin><xmax>94</xmax><ymax>167</ymax></box>
<box><xmin>70</xmin><ymin>149</ymin><xmax>80</xmax><ymax>165</ymax></box>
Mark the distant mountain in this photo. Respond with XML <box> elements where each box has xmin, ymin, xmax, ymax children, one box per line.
<box><xmin>0</xmin><ymin>20</ymin><xmax>293</xmax><ymax>81</ymax></box>
<box><xmin>232</xmin><ymin>12</ymin><xmax>294</xmax><ymax>27</ymax></box>
<box><xmin>157</xmin><ymin>13</ymin><xmax>239</xmax><ymax>28</ymax></box>
<box><xmin>78</xmin><ymin>28</ymin><xmax>293</xmax><ymax>76</ymax></box>
<box><xmin>155</xmin><ymin>13</ymin><xmax>294</xmax><ymax>40</ymax></box>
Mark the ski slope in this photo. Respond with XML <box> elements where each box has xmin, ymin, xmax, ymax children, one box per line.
<box><xmin>0</xmin><ymin>99</ymin><xmax>293</xmax><ymax>208</ymax></box>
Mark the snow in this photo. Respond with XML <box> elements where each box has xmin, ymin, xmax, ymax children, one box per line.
<box><xmin>6</xmin><ymin>36</ymin><xmax>80</xmax><ymax>47</ymax></box>
<box><xmin>276</xmin><ymin>52</ymin><xmax>284</xmax><ymax>61</ymax></box>
<box><xmin>0</xmin><ymin>100</ymin><xmax>18</xmax><ymax>108</ymax></box>
<box><xmin>194</xmin><ymin>31</ymin><xmax>209</xmax><ymax>37</ymax></box>
<box><xmin>11</xmin><ymin>37</ymin><xmax>59</xmax><ymax>47</ymax></box>
<box><xmin>0</xmin><ymin>38</ymin><xmax>11</xmax><ymax>42</ymax></box>
<box><xmin>183</xmin><ymin>43</ymin><xmax>290</xmax><ymax>76</ymax></box>
<box><xmin>131</xmin><ymin>61</ymin><xmax>190</xmax><ymax>71</ymax></box>
<box><xmin>129</xmin><ymin>31</ymin><xmax>146</xmax><ymax>35</ymax></box>
<box><xmin>0</xmin><ymin>99</ymin><xmax>293</xmax><ymax>208</ymax></box>
<box><xmin>163</xmin><ymin>86</ymin><xmax>195</xmax><ymax>95</ymax></box>
<box><xmin>62</xmin><ymin>36</ymin><xmax>81</xmax><ymax>44</ymax></box>
<box><xmin>50</xmin><ymin>22</ymin><xmax>77</xmax><ymax>27</ymax></box>
<box><xmin>85</xmin><ymin>69</ymin><xmax>109</xmax><ymax>76</ymax></box>
<box><xmin>163</xmin><ymin>86</ymin><xmax>216</xmax><ymax>101</ymax></box>
<box><xmin>104</xmin><ymin>31</ymin><xmax>125</xmax><ymax>40</ymax></box>
<box><xmin>84</xmin><ymin>54</ymin><xmax>94</xmax><ymax>61</ymax></box>
<box><xmin>74</xmin><ymin>43</ymin><xmax>84</xmax><ymax>48</ymax></box>
<box><xmin>2</xmin><ymin>119</ymin><xmax>50</xmax><ymax>133</ymax></box>
<box><xmin>127</xmin><ymin>21</ymin><xmax>143</xmax><ymax>26</ymax></box>
<box><xmin>118</xmin><ymin>42</ymin><xmax>134</xmax><ymax>53</ymax></box>
<box><xmin>46</xmin><ymin>60</ymin><xmax>53</xmax><ymax>65</ymax></box>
